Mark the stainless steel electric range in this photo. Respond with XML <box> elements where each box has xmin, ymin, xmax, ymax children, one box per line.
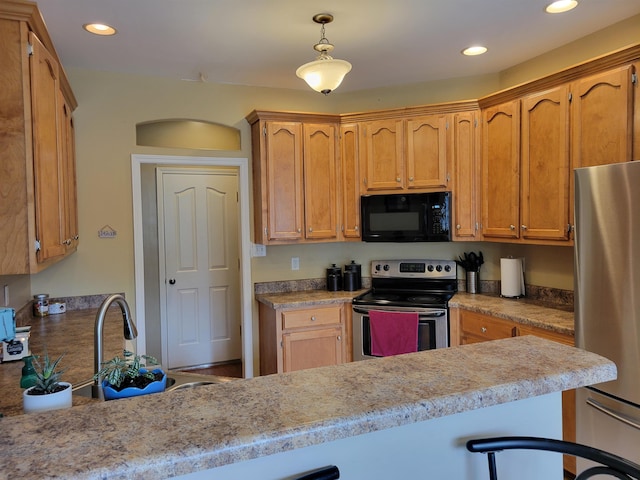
<box><xmin>352</xmin><ymin>259</ymin><xmax>457</xmax><ymax>361</ymax></box>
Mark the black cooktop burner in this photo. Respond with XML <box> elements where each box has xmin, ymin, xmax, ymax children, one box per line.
<box><xmin>353</xmin><ymin>290</ymin><xmax>453</xmax><ymax>308</ymax></box>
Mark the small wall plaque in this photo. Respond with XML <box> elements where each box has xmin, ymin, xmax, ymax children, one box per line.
<box><xmin>98</xmin><ymin>225</ymin><xmax>117</xmax><ymax>238</ymax></box>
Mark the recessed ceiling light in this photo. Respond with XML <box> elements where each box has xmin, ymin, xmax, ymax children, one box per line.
<box><xmin>462</xmin><ymin>46</ymin><xmax>488</xmax><ymax>56</ymax></box>
<box><xmin>83</xmin><ymin>23</ymin><xmax>117</xmax><ymax>36</ymax></box>
<box><xmin>545</xmin><ymin>1</ymin><xmax>578</xmax><ymax>14</ymax></box>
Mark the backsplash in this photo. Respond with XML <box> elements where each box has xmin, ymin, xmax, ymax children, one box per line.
<box><xmin>15</xmin><ymin>293</ymin><xmax>124</xmax><ymax>327</ymax></box>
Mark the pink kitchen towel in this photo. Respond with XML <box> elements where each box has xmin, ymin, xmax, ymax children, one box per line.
<box><xmin>369</xmin><ymin>310</ymin><xmax>419</xmax><ymax>357</ymax></box>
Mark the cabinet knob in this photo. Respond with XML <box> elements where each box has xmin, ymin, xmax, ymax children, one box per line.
<box><xmin>309</xmin><ymin>227</ymin><xmax>313</xmax><ymax>232</ymax></box>
<box><xmin>311</xmin><ymin>316</ymin><xmax>317</xmax><ymax>321</ymax></box>
<box><xmin>73</xmin><ymin>235</ymin><xmax>79</xmax><ymax>241</ymax></box>
<box><xmin>481</xmin><ymin>327</ymin><xmax>487</xmax><ymax>333</ymax></box>
<box><xmin>456</xmin><ymin>224</ymin><xmax>461</xmax><ymax>230</ymax></box>
<box><xmin>337</xmin><ymin>335</ymin><xmax>341</xmax><ymax>341</ymax></box>
<box><xmin>297</xmin><ymin>228</ymin><xmax>301</xmax><ymax>233</ymax></box>
<box><xmin>521</xmin><ymin>225</ymin><xmax>528</xmax><ymax>230</ymax></box>
<box><xmin>396</xmin><ymin>177</ymin><xmax>401</xmax><ymax>182</ymax></box>
<box><xmin>169</xmin><ymin>279</ymin><xmax>176</xmax><ymax>285</ymax></box>
<box><xmin>509</xmin><ymin>225</ymin><xmax>516</xmax><ymax>231</ymax></box>
<box><xmin>354</xmin><ymin>225</ymin><xmax>359</xmax><ymax>231</ymax></box>
<box><xmin>409</xmin><ymin>176</ymin><xmax>414</xmax><ymax>182</ymax></box>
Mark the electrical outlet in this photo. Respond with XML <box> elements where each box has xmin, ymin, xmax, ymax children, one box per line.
<box><xmin>291</xmin><ymin>257</ymin><xmax>300</xmax><ymax>271</ymax></box>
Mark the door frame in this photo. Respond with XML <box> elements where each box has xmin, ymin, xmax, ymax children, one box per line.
<box><xmin>131</xmin><ymin>154</ymin><xmax>253</xmax><ymax>378</ymax></box>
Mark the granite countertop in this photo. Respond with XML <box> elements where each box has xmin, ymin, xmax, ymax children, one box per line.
<box><xmin>255</xmin><ymin>288</ymin><xmax>368</xmax><ymax>309</ymax></box>
<box><xmin>0</xmin><ymin>336</ymin><xmax>615</xmax><ymax>480</ymax></box>
<box><xmin>255</xmin><ymin>289</ymin><xmax>574</xmax><ymax>335</ymax></box>
<box><xmin>450</xmin><ymin>292</ymin><xmax>575</xmax><ymax>336</ymax></box>
<box><xmin>0</xmin><ymin>309</ymin><xmax>125</xmax><ymax>417</ymax></box>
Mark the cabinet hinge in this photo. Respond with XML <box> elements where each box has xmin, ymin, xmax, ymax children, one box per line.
<box><xmin>632</xmin><ymin>73</ymin><xmax>638</xmax><ymax>85</ymax></box>
<box><xmin>474</xmin><ymin>118</ymin><xmax>478</xmax><ymax>128</ymax></box>
<box><xmin>27</xmin><ymin>42</ymin><xmax>34</xmax><ymax>56</ymax></box>
<box><xmin>445</xmin><ymin>121</ymin><xmax>449</xmax><ymax>130</ymax></box>
<box><xmin>263</xmin><ymin>126</ymin><xmax>267</xmax><ymax>136</ymax></box>
<box><xmin>568</xmin><ymin>92</ymin><xmax>573</xmax><ymax>103</ymax></box>
<box><xmin>446</xmin><ymin>172</ymin><xmax>450</xmax><ymax>182</ymax></box>
<box><xmin>34</xmin><ymin>239</ymin><xmax>41</xmax><ymax>252</ymax></box>
<box><xmin>567</xmin><ymin>224</ymin><xmax>574</xmax><ymax>235</ymax></box>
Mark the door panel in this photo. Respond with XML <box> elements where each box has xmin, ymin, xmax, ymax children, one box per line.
<box><xmin>161</xmin><ymin>169</ymin><xmax>240</xmax><ymax>369</ymax></box>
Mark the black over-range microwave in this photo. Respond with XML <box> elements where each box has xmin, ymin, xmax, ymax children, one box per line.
<box><xmin>360</xmin><ymin>192</ymin><xmax>451</xmax><ymax>242</ymax></box>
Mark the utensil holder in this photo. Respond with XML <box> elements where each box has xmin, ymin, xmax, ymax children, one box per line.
<box><xmin>466</xmin><ymin>271</ymin><xmax>478</xmax><ymax>294</ymax></box>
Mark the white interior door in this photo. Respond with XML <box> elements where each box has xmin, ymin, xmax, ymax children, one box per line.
<box><xmin>159</xmin><ymin>168</ymin><xmax>241</xmax><ymax>369</ymax></box>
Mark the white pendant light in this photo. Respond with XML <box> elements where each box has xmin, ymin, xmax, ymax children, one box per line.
<box><xmin>296</xmin><ymin>13</ymin><xmax>352</xmax><ymax>95</ymax></box>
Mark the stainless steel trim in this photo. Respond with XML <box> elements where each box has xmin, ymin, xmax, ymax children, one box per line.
<box><xmin>586</xmin><ymin>397</ymin><xmax>640</xmax><ymax>431</ymax></box>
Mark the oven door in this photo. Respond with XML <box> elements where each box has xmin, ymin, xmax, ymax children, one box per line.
<box><xmin>352</xmin><ymin>305</ymin><xmax>448</xmax><ymax>361</ymax></box>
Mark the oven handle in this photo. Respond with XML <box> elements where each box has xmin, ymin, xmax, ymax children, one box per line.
<box><xmin>353</xmin><ymin>307</ymin><xmax>446</xmax><ymax>318</ymax></box>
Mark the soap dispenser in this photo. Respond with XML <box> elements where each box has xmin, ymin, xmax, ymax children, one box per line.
<box><xmin>20</xmin><ymin>355</ymin><xmax>37</xmax><ymax>389</ymax></box>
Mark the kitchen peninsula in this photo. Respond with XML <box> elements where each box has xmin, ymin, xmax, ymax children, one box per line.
<box><xmin>0</xmin><ymin>335</ymin><xmax>615</xmax><ymax>480</ymax></box>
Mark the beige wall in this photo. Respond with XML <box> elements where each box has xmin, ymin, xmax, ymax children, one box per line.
<box><xmin>13</xmin><ymin>14</ymin><xmax>638</xmax><ymax>315</ymax></box>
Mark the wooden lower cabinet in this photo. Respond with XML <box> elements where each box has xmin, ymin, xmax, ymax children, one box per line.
<box><xmin>459</xmin><ymin>310</ymin><xmax>518</xmax><ymax>344</ymax></box>
<box><xmin>259</xmin><ymin>303</ymin><xmax>347</xmax><ymax>375</ymax></box>
<box><xmin>455</xmin><ymin>308</ymin><xmax>576</xmax><ymax>475</ymax></box>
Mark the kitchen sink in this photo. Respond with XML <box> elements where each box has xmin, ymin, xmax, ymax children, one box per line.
<box><xmin>72</xmin><ymin>371</ymin><xmax>237</xmax><ymax>400</ymax></box>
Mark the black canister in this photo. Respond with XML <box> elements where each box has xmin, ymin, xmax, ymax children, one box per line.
<box><xmin>344</xmin><ymin>260</ymin><xmax>362</xmax><ymax>290</ymax></box>
<box><xmin>326</xmin><ymin>264</ymin><xmax>342</xmax><ymax>291</ymax></box>
<box><xmin>343</xmin><ymin>270</ymin><xmax>357</xmax><ymax>291</ymax></box>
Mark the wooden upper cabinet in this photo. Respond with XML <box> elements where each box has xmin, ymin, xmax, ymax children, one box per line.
<box><xmin>30</xmin><ymin>32</ymin><xmax>67</xmax><ymax>263</ymax></box>
<box><xmin>265</xmin><ymin>121</ymin><xmax>304</xmax><ymax>241</ymax></box>
<box><xmin>451</xmin><ymin>110</ymin><xmax>481</xmax><ymax>240</ymax></box>
<box><xmin>361</xmin><ymin>119</ymin><xmax>404</xmax><ymax>191</ymax></box>
<box><xmin>405</xmin><ymin>114</ymin><xmax>448</xmax><ymax>189</ymax></box>
<box><xmin>303</xmin><ymin>123</ymin><xmax>339</xmax><ymax>240</ymax></box>
<box><xmin>571</xmin><ymin>65</ymin><xmax>634</xmax><ymax>169</ymax></box>
<box><xmin>247</xmin><ymin>112</ymin><xmax>341</xmax><ymax>245</ymax></box>
<box><xmin>521</xmin><ymin>85</ymin><xmax>571</xmax><ymax>241</ymax></box>
<box><xmin>340</xmin><ymin>123</ymin><xmax>361</xmax><ymax>239</ymax></box>
<box><xmin>482</xmin><ymin>101</ymin><xmax>521</xmax><ymax>239</ymax></box>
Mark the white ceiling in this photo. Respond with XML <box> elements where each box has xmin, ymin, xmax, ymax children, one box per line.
<box><xmin>36</xmin><ymin>0</ymin><xmax>640</xmax><ymax>93</ymax></box>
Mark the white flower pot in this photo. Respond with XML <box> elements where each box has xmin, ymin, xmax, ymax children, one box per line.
<box><xmin>23</xmin><ymin>381</ymin><xmax>72</xmax><ymax>414</ymax></box>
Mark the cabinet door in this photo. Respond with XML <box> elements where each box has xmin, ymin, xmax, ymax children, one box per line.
<box><xmin>303</xmin><ymin>123</ymin><xmax>338</xmax><ymax>240</ymax></box>
<box><xmin>452</xmin><ymin>111</ymin><xmax>481</xmax><ymax>240</ymax></box>
<box><xmin>482</xmin><ymin>101</ymin><xmax>521</xmax><ymax>239</ymax></box>
<box><xmin>340</xmin><ymin>123</ymin><xmax>361</xmax><ymax>239</ymax></box>
<box><xmin>361</xmin><ymin>119</ymin><xmax>404</xmax><ymax>191</ymax></box>
<box><xmin>405</xmin><ymin>114</ymin><xmax>448</xmax><ymax>189</ymax></box>
<box><xmin>58</xmin><ymin>92</ymin><xmax>79</xmax><ymax>252</ymax></box>
<box><xmin>571</xmin><ymin>65</ymin><xmax>634</xmax><ymax>169</ymax></box>
<box><xmin>460</xmin><ymin>310</ymin><xmax>517</xmax><ymax>344</ymax></box>
<box><xmin>282</xmin><ymin>326</ymin><xmax>344</xmax><ymax>372</ymax></box>
<box><xmin>265</xmin><ymin>121</ymin><xmax>304</xmax><ymax>241</ymax></box>
<box><xmin>521</xmin><ymin>86</ymin><xmax>571</xmax><ymax>241</ymax></box>
<box><xmin>30</xmin><ymin>32</ymin><xmax>66</xmax><ymax>263</ymax></box>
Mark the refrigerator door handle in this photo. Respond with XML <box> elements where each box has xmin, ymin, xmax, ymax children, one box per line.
<box><xmin>587</xmin><ymin>397</ymin><xmax>640</xmax><ymax>431</ymax></box>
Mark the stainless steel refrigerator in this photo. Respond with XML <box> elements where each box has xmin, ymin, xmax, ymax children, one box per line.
<box><xmin>574</xmin><ymin>161</ymin><xmax>640</xmax><ymax>467</ymax></box>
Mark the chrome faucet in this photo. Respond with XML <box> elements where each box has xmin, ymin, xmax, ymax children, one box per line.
<box><xmin>94</xmin><ymin>294</ymin><xmax>138</xmax><ymax>384</ymax></box>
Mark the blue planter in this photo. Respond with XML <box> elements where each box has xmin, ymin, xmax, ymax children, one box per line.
<box><xmin>102</xmin><ymin>369</ymin><xmax>166</xmax><ymax>401</ymax></box>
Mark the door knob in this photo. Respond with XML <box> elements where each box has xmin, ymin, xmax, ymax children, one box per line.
<box><xmin>169</xmin><ymin>279</ymin><xmax>176</xmax><ymax>285</ymax></box>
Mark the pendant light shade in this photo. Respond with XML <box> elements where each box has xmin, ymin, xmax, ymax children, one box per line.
<box><xmin>296</xmin><ymin>14</ymin><xmax>352</xmax><ymax>95</ymax></box>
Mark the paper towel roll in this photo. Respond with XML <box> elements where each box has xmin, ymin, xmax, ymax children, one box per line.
<box><xmin>501</xmin><ymin>257</ymin><xmax>525</xmax><ymax>298</ymax></box>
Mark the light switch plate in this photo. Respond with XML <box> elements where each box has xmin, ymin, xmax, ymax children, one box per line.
<box><xmin>251</xmin><ymin>243</ymin><xmax>267</xmax><ymax>257</ymax></box>
<box><xmin>291</xmin><ymin>257</ymin><xmax>300</xmax><ymax>271</ymax></box>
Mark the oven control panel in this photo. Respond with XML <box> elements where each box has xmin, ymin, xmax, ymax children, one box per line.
<box><xmin>371</xmin><ymin>259</ymin><xmax>456</xmax><ymax>279</ymax></box>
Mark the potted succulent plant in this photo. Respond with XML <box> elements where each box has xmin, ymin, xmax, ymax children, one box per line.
<box><xmin>95</xmin><ymin>350</ymin><xmax>166</xmax><ymax>400</ymax></box>
<box><xmin>23</xmin><ymin>352</ymin><xmax>72</xmax><ymax>414</ymax></box>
